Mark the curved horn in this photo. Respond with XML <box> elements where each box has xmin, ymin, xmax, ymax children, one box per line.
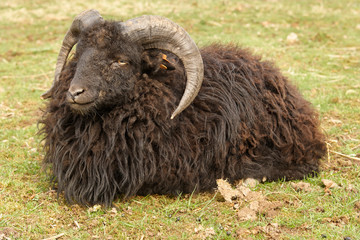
<box><xmin>120</xmin><ymin>16</ymin><xmax>204</xmax><ymax>119</ymax></box>
<box><xmin>42</xmin><ymin>9</ymin><xmax>104</xmax><ymax>99</ymax></box>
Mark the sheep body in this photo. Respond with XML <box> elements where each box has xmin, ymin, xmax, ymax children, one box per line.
<box><xmin>40</xmin><ymin>21</ymin><xmax>326</xmax><ymax>206</ymax></box>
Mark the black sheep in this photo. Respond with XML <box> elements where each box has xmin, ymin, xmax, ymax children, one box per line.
<box><xmin>39</xmin><ymin>10</ymin><xmax>326</xmax><ymax>206</ymax></box>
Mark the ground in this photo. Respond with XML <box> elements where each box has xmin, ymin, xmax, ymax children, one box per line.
<box><xmin>0</xmin><ymin>0</ymin><xmax>359</xmax><ymax>239</ymax></box>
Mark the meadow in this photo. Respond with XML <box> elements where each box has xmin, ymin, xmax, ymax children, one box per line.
<box><xmin>0</xmin><ymin>0</ymin><xmax>359</xmax><ymax>239</ymax></box>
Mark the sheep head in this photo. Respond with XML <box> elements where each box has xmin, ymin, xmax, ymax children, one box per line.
<box><xmin>43</xmin><ymin>10</ymin><xmax>204</xmax><ymax>118</ymax></box>
<box><xmin>65</xmin><ymin>23</ymin><xmax>143</xmax><ymax>114</ymax></box>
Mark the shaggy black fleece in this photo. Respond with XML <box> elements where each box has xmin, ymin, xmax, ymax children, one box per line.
<box><xmin>39</xmin><ymin>21</ymin><xmax>326</xmax><ymax>206</ymax></box>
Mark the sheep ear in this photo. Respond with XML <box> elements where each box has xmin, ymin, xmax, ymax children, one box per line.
<box><xmin>141</xmin><ymin>51</ymin><xmax>176</xmax><ymax>74</ymax></box>
<box><xmin>159</xmin><ymin>54</ymin><xmax>176</xmax><ymax>71</ymax></box>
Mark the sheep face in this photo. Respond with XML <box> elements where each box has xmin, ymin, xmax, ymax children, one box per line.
<box><xmin>66</xmin><ymin>23</ymin><xmax>143</xmax><ymax>114</ymax></box>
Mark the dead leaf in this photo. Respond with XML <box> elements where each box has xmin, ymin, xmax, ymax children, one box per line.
<box><xmin>291</xmin><ymin>182</ymin><xmax>311</xmax><ymax>192</ymax></box>
<box><xmin>258</xmin><ymin>200</ymin><xmax>284</xmax><ymax>218</ymax></box>
<box><xmin>236</xmin><ymin>183</ymin><xmax>264</xmax><ymax>202</ymax></box>
<box><xmin>237</xmin><ymin>206</ymin><xmax>257</xmax><ymax>221</ymax></box>
<box><xmin>204</xmin><ymin>227</ymin><xmax>216</xmax><ymax>237</ymax></box>
<box><xmin>316</xmin><ymin>207</ymin><xmax>325</xmax><ymax>213</ymax></box>
<box><xmin>237</xmin><ymin>199</ymin><xmax>283</xmax><ymax>222</ymax></box>
<box><xmin>216</xmin><ymin>179</ymin><xmax>240</xmax><ymax>203</ymax></box>
<box><xmin>194</xmin><ymin>225</ymin><xmax>204</xmax><ymax>233</ymax></box>
<box><xmin>330</xmin><ymin>97</ymin><xmax>339</xmax><ymax>103</ymax></box>
<box><xmin>286</xmin><ymin>32</ymin><xmax>298</xmax><ymax>44</ymax></box>
<box><xmin>110</xmin><ymin>208</ymin><xmax>117</xmax><ymax>215</ymax></box>
<box><xmin>194</xmin><ymin>226</ymin><xmax>216</xmax><ymax>238</ymax></box>
<box><xmin>338</xmin><ymin>160</ymin><xmax>353</xmax><ymax>167</ymax></box>
<box><xmin>218</xmin><ymin>179</ymin><xmax>282</xmax><ymax>222</ymax></box>
<box><xmin>324</xmin><ymin>188</ymin><xmax>332</xmax><ymax>195</ymax></box>
<box><xmin>354</xmin><ymin>201</ymin><xmax>360</xmax><ymax>211</ymax></box>
<box><xmin>0</xmin><ymin>234</ymin><xmax>8</xmax><ymax>240</ymax></box>
<box><xmin>233</xmin><ymin>203</ymin><xmax>240</xmax><ymax>209</ymax></box>
<box><xmin>0</xmin><ymin>227</ymin><xmax>20</xmax><ymax>240</ymax></box>
<box><xmin>346</xmin><ymin>184</ymin><xmax>358</xmax><ymax>193</ymax></box>
<box><xmin>236</xmin><ymin>228</ymin><xmax>252</xmax><ymax>238</ymax></box>
<box><xmin>234</xmin><ymin>5</ymin><xmax>243</xmax><ymax>12</ymax></box>
<box><xmin>237</xmin><ymin>185</ymin><xmax>251</xmax><ymax>198</ymax></box>
<box><xmin>328</xmin><ymin>118</ymin><xmax>342</xmax><ymax>124</ymax></box>
<box><xmin>243</xmin><ymin>178</ymin><xmax>259</xmax><ymax>188</ymax></box>
<box><xmin>261</xmin><ymin>21</ymin><xmax>270</xmax><ymax>27</ymax></box>
<box><xmin>312</xmin><ymin>32</ymin><xmax>333</xmax><ymax>42</ymax></box>
<box><xmin>253</xmin><ymin>223</ymin><xmax>281</xmax><ymax>239</ymax></box>
<box><xmin>322</xmin><ymin>179</ymin><xmax>339</xmax><ymax>189</ymax></box>
<box><xmin>321</xmin><ymin>217</ymin><xmax>332</xmax><ymax>223</ymax></box>
<box><xmin>323</xmin><ymin>216</ymin><xmax>349</xmax><ymax>226</ymax></box>
<box><xmin>345</xmin><ymin>89</ymin><xmax>357</xmax><ymax>95</ymax></box>
<box><xmin>249</xmin><ymin>201</ymin><xmax>259</xmax><ymax>211</ymax></box>
<box><xmin>88</xmin><ymin>204</ymin><xmax>102</xmax><ymax>213</ymax></box>
<box><xmin>123</xmin><ymin>206</ymin><xmax>133</xmax><ymax>215</ymax></box>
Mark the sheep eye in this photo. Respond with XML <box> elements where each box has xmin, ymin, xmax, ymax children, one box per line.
<box><xmin>117</xmin><ymin>60</ymin><xmax>128</xmax><ymax>66</ymax></box>
<box><xmin>111</xmin><ymin>60</ymin><xmax>128</xmax><ymax>69</ymax></box>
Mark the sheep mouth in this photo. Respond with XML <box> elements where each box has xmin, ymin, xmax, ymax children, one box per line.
<box><xmin>69</xmin><ymin>101</ymin><xmax>96</xmax><ymax>114</ymax></box>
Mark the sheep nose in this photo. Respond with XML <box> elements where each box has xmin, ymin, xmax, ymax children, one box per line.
<box><xmin>68</xmin><ymin>86</ymin><xmax>85</xmax><ymax>101</ymax></box>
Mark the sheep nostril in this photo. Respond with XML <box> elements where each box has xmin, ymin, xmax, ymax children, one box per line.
<box><xmin>69</xmin><ymin>87</ymin><xmax>85</xmax><ymax>98</ymax></box>
<box><xmin>68</xmin><ymin>86</ymin><xmax>85</xmax><ymax>102</ymax></box>
<box><xmin>73</xmin><ymin>88</ymin><xmax>85</xmax><ymax>97</ymax></box>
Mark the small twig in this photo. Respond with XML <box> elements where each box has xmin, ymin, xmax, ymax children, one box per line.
<box><xmin>351</xmin><ymin>144</ymin><xmax>360</xmax><ymax>151</ymax></box>
<box><xmin>263</xmin><ymin>191</ymin><xmax>302</xmax><ymax>203</ymax></box>
<box><xmin>326</xmin><ymin>142</ymin><xmax>331</xmax><ymax>163</ymax></box>
<box><xmin>32</xmin><ymin>87</ymin><xmax>49</xmax><ymax>91</ymax></box>
<box><xmin>30</xmin><ymin>202</ymin><xmax>44</xmax><ymax>212</ymax></box>
<box><xmin>41</xmin><ymin>69</ymin><xmax>51</xmax><ymax>82</ymax></box>
<box><xmin>330</xmin><ymin>150</ymin><xmax>360</xmax><ymax>162</ymax></box>
<box><xmin>0</xmin><ymin>71</ymin><xmax>52</xmax><ymax>79</ymax></box>
<box><xmin>41</xmin><ymin>233</ymin><xmax>65</xmax><ymax>240</ymax></box>
<box><xmin>74</xmin><ymin>220</ymin><xmax>80</xmax><ymax>229</ymax></box>
<box><xmin>0</xmin><ymin>233</ymin><xmax>11</xmax><ymax>240</ymax></box>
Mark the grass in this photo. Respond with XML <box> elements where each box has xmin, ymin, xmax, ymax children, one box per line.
<box><xmin>0</xmin><ymin>0</ymin><xmax>359</xmax><ymax>239</ymax></box>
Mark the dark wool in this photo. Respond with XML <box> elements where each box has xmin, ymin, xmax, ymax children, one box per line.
<box><xmin>39</xmin><ymin>21</ymin><xmax>326</xmax><ymax>206</ymax></box>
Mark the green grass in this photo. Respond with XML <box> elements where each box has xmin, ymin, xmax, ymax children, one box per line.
<box><xmin>1</xmin><ymin>0</ymin><xmax>359</xmax><ymax>239</ymax></box>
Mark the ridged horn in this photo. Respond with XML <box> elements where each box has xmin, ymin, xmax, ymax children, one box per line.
<box><xmin>41</xmin><ymin>9</ymin><xmax>104</xmax><ymax>99</ymax></box>
<box><xmin>120</xmin><ymin>15</ymin><xmax>204</xmax><ymax>119</ymax></box>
